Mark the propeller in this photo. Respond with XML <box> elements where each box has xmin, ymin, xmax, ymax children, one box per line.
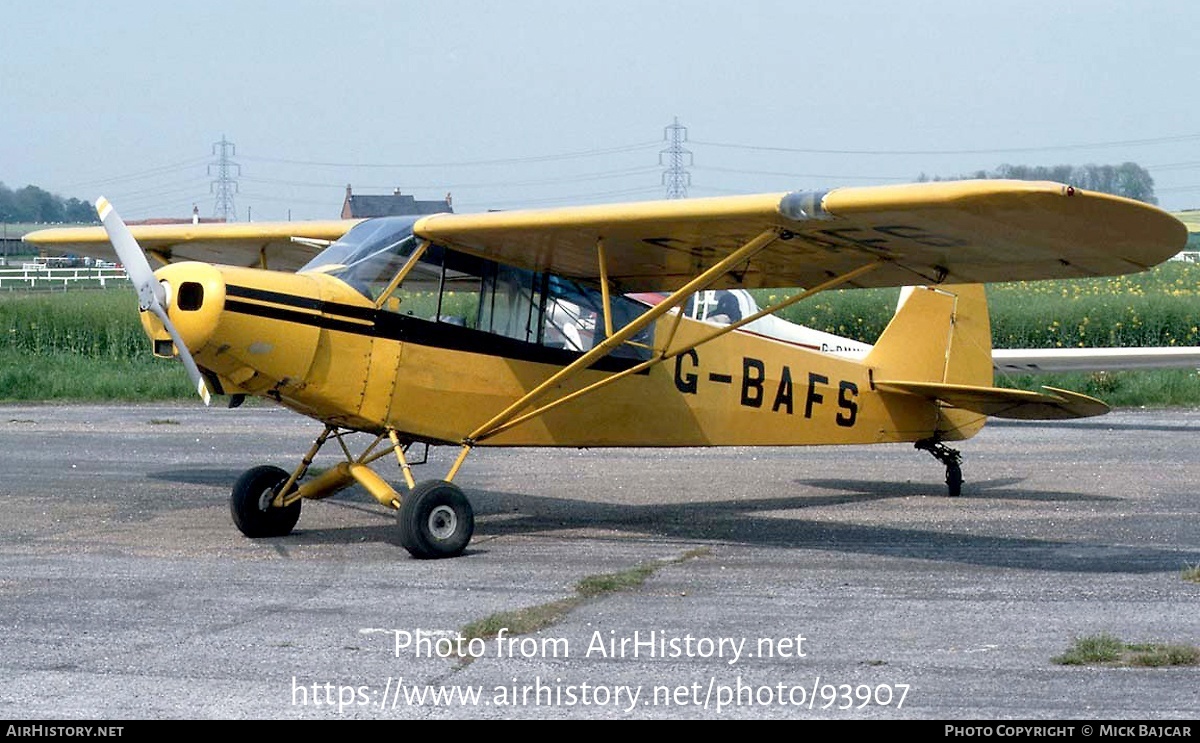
<box><xmin>96</xmin><ymin>197</ymin><xmax>212</xmax><ymax>406</ymax></box>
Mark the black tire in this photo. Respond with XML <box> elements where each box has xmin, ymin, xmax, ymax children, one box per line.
<box><xmin>946</xmin><ymin>462</ymin><xmax>963</xmax><ymax>497</ymax></box>
<box><xmin>231</xmin><ymin>465</ymin><xmax>302</xmax><ymax>538</ymax></box>
<box><xmin>397</xmin><ymin>480</ymin><xmax>474</xmax><ymax>559</ymax></box>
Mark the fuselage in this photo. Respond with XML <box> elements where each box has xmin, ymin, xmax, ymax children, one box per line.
<box><xmin>141</xmin><ymin>216</ymin><xmax>977</xmax><ymax>448</ymax></box>
<box><xmin>143</xmin><ymin>269</ymin><xmax>962</xmax><ymax>449</ymax></box>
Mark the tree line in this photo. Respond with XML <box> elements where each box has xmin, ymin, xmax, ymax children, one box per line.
<box><xmin>919</xmin><ymin>162</ymin><xmax>1157</xmax><ymax>204</ymax></box>
<box><xmin>0</xmin><ymin>183</ymin><xmax>98</xmax><ymax>224</ymax></box>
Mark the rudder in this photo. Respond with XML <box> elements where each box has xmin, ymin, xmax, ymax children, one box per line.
<box><xmin>866</xmin><ymin>284</ymin><xmax>993</xmax><ymax>439</ymax></box>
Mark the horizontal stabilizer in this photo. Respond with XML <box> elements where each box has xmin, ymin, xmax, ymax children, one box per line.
<box><xmin>875</xmin><ymin>380</ymin><xmax>1109</xmax><ymax>420</ymax></box>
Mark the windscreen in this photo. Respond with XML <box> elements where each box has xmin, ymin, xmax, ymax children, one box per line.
<box><xmin>299</xmin><ymin>216</ymin><xmax>421</xmax><ymax>298</ymax></box>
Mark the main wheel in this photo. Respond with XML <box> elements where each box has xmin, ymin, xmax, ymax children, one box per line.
<box><xmin>397</xmin><ymin>480</ymin><xmax>474</xmax><ymax>559</ymax></box>
<box><xmin>231</xmin><ymin>465</ymin><xmax>302</xmax><ymax>538</ymax></box>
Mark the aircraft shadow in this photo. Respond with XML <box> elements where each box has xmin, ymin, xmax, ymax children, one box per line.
<box><xmin>456</xmin><ymin>485</ymin><xmax>1197</xmax><ymax>574</ymax></box>
<box><xmin>798</xmin><ymin>476</ymin><xmax>1121</xmax><ymax>504</ymax></box>
<box><xmin>988</xmin><ymin>419</ymin><xmax>1200</xmax><ymax>433</ymax></box>
<box><xmin>150</xmin><ymin>468</ymin><xmax>246</xmax><ymax>487</ymax></box>
<box><xmin>148</xmin><ymin>467</ymin><xmax>1197</xmax><ymax>573</ymax></box>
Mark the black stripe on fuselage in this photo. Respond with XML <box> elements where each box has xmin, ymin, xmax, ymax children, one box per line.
<box><xmin>226</xmin><ymin>284</ymin><xmax>377</xmax><ymax>322</ymax></box>
<box><xmin>223</xmin><ymin>285</ymin><xmax>646</xmax><ymax>373</ymax></box>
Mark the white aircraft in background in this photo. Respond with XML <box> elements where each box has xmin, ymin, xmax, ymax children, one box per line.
<box><xmin>680</xmin><ymin>288</ymin><xmax>1200</xmax><ymax>373</ymax></box>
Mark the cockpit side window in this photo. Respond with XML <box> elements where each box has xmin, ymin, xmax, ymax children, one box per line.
<box><xmin>381</xmin><ymin>244</ymin><xmax>446</xmax><ymax>320</ymax></box>
<box><xmin>382</xmin><ymin>243</ymin><xmax>651</xmax><ymax>360</ymax></box>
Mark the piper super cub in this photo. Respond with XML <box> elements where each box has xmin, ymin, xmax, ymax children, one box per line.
<box><xmin>25</xmin><ymin>180</ymin><xmax>1187</xmax><ymax>558</ymax></box>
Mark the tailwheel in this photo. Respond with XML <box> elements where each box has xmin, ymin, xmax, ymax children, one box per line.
<box><xmin>231</xmin><ymin>465</ymin><xmax>302</xmax><ymax>538</ymax></box>
<box><xmin>397</xmin><ymin>480</ymin><xmax>474</xmax><ymax>559</ymax></box>
<box><xmin>915</xmin><ymin>438</ymin><xmax>964</xmax><ymax>498</ymax></box>
<box><xmin>945</xmin><ymin>460</ymin><xmax>963</xmax><ymax>498</ymax></box>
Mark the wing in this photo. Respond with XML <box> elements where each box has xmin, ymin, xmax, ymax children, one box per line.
<box><xmin>23</xmin><ymin>220</ymin><xmax>361</xmax><ymax>272</ymax></box>
<box><xmin>1172</xmin><ymin>209</ymin><xmax>1200</xmax><ymax>233</ymax></box>
<box><xmin>993</xmin><ymin>346</ymin><xmax>1200</xmax><ymax>373</ymax></box>
<box><xmin>414</xmin><ymin>180</ymin><xmax>1186</xmax><ymax>292</ymax></box>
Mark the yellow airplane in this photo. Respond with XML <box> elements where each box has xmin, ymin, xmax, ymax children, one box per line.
<box><xmin>25</xmin><ymin>180</ymin><xmax>1187</xmax><ymax>559</ymax></box>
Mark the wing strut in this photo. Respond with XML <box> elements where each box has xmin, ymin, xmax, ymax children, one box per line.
<box><xmin>442</xmin><ymin>228</ymin><xmax>886</xmax><ymax>470</ymax></box>
<box><xmin>470</xmin><ymin>258</ymin><xmax>885</xmax><ymax>444</ymax></box>
<box><xmin>458</xmin><ymin>228</ymin><xmax>781</xmax><ymax>454</ymax></box>
<box><xmin>598</xmin><ymin>238</ymin><xmax>616</xmax><ymax>339</ymax></box>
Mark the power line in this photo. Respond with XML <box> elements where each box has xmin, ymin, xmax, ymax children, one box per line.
<box><xmin>691</xmin><ymin>133</ymin><xmax>1200</xmax><ymax>157</ymax></box>
<box><xmin>105</xmin><ymin>179</ymin><xmax>209</xmax><ymax>201</ymax></box>
<box><xmin>61</xmin><ymin>157</ymin><xmax>210</xmax><ymax>191</ymax></box>
<box><xmin>692</xmin><ymin>164</ymin><xmax>909</xmax><ymax>181</ymax></box>
<box><xmin>238</xmin><ymin>165</ymin><xmax>662</xmax><ymax>192</ymax></box>
<box><xmin>239</xmin><ymin>141</ymin><xmax>660</xmax><ymax>169</ymax></box>
<box><xmin>484</xmin><ymin>185</ymin><xmax>664</xmax><ymax>209</ymax></box>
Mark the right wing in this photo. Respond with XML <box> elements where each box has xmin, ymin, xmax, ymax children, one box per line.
<box><xmin>416</xmin><ymin>180</ymin><xmax>1186</xmax><ymax>292</ymax></box>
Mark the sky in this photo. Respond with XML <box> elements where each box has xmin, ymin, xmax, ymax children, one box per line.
<box><xmin>4</xmin><ymin>0</ymin><xmax>1200</xmax><ymax>221</ymax></box>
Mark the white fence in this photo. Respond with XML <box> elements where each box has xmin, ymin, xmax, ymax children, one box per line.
<box><xmin>2</xmin><ymin>252</ymin><xmax>1197</xmax><ymax>289</ymax></box>
<box><xmin>0</xmin><ymin>265</ymin><xmax>129</xmax><ymax>290</ymax></box>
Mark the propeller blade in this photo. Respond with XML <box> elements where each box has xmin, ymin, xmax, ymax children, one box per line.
<box><xmin>95</xmin><ymin>196</ymin><xmax>211</xmax><ymax>407</ymax></box>
<box><xmin>95</xmin><ymin>197</ymin><xmax>164</xmax><ymax>312</ymax></box>
<box><xmin>148</xmin><ymin>303</ymin><xmax>212</xmax><ymax>406</ymax></box>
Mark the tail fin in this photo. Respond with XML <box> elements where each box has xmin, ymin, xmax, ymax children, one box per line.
<box><xmin>866</xmin><ymin>284</ymin><xmax>993</xmax><ymax>439</ymax></box>
<box><xmin>868</xmin><ymin>285</ymin><xmax>1107</xmax><ymax>435</ymax></box>
<box><xmin>867</xmin><ymin>284</ymin><xmax>993</xmax><ymax>387</ymax></box>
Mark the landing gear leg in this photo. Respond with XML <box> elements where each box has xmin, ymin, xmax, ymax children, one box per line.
<box><xmin>915</xmin><ymin>438</ymin><xmax>963</xmax><ymax>497</ymax></box>
<box><xmin>231</xmin><ymin>424</ymin><xmax>477</xmax><ymax>558</ymax></box>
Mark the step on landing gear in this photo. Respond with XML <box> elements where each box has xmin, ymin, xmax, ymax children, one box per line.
<box><xmin>915</xmin><ymin>438</ymin><xmax>963</xmax><ymax>497</ymax></box>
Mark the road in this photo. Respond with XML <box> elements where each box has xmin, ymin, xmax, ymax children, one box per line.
<box><xmin>0</xmin><ymin>404</ymin><xmax>1197</xmax><ymax>719</ymax></box>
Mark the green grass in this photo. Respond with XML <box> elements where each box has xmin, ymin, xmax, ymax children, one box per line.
<box><xmin>755</xmin><ymin>261</ymin><xmax>1200</xmax><ymax>407</ymax></box>
<box><xmin>575</xmin><ymin>563</ymin><xmax>660</xmax><ymax>598</ymax></box>
<box><xmin>1053</xmin><ymin>633</ymin><xmax>1200</xmax><ymax>667</ymax></box>
<box><xmin>0</xmin><ymin>289</ymin><xmax>147</xmax><ymax>358</ymax></box>
<box><xmin>1125</xmin><ymin>643</ymin><xmax>1200</xmax><ymax>667</ymax></box>
<box><xmin>995</xmin><ymin>369</ymin><xmax>1200</xmax><ymax>408</ymax></box>
<box><xmin>0</xmin><ymin>350</ymin><xmax>192</xmax><ymax>401</ymax></box>
<box><xmin>2</xmin><ymin>262</ymin><xmax>1200</xmax><ymax>404</ymax></box>
<box><xmin>762</xmin><ymin>261</ymin><xmax>1200</xmax><ymax>350</ymax></box>
<box><xmin>459</xmin><ymin>598</ymin><xmax>581</xmax><ymax>643</ymax></box>
<box><xmin>1053</xmin><ymin>633</ymin><xmax>1125</xmax><ymax>664</ymax></box>
<box><xmin>1182</xmin><ymin>564</ymin><xmax>1200</xmax><ymax>583</ymax></box>
<box><xmin>0</xmin><ymin>289</ymin><xmax>193</xmax><ymax>401</ymax></box>
<box><xmin>456</xmin><ymin>549</ymin><xmax>710</xmax><ymax>662</ymax></box>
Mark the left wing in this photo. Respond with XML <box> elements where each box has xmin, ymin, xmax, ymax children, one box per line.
<box><xmin>23</xmin><ymin>220</ymin><xmax>360</xmax><ymax>271</ymax></box>
<box><xmin>415</xmin><ymin>180</ymin><xmax>1185</xmax><ymax>292</ymax></box>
